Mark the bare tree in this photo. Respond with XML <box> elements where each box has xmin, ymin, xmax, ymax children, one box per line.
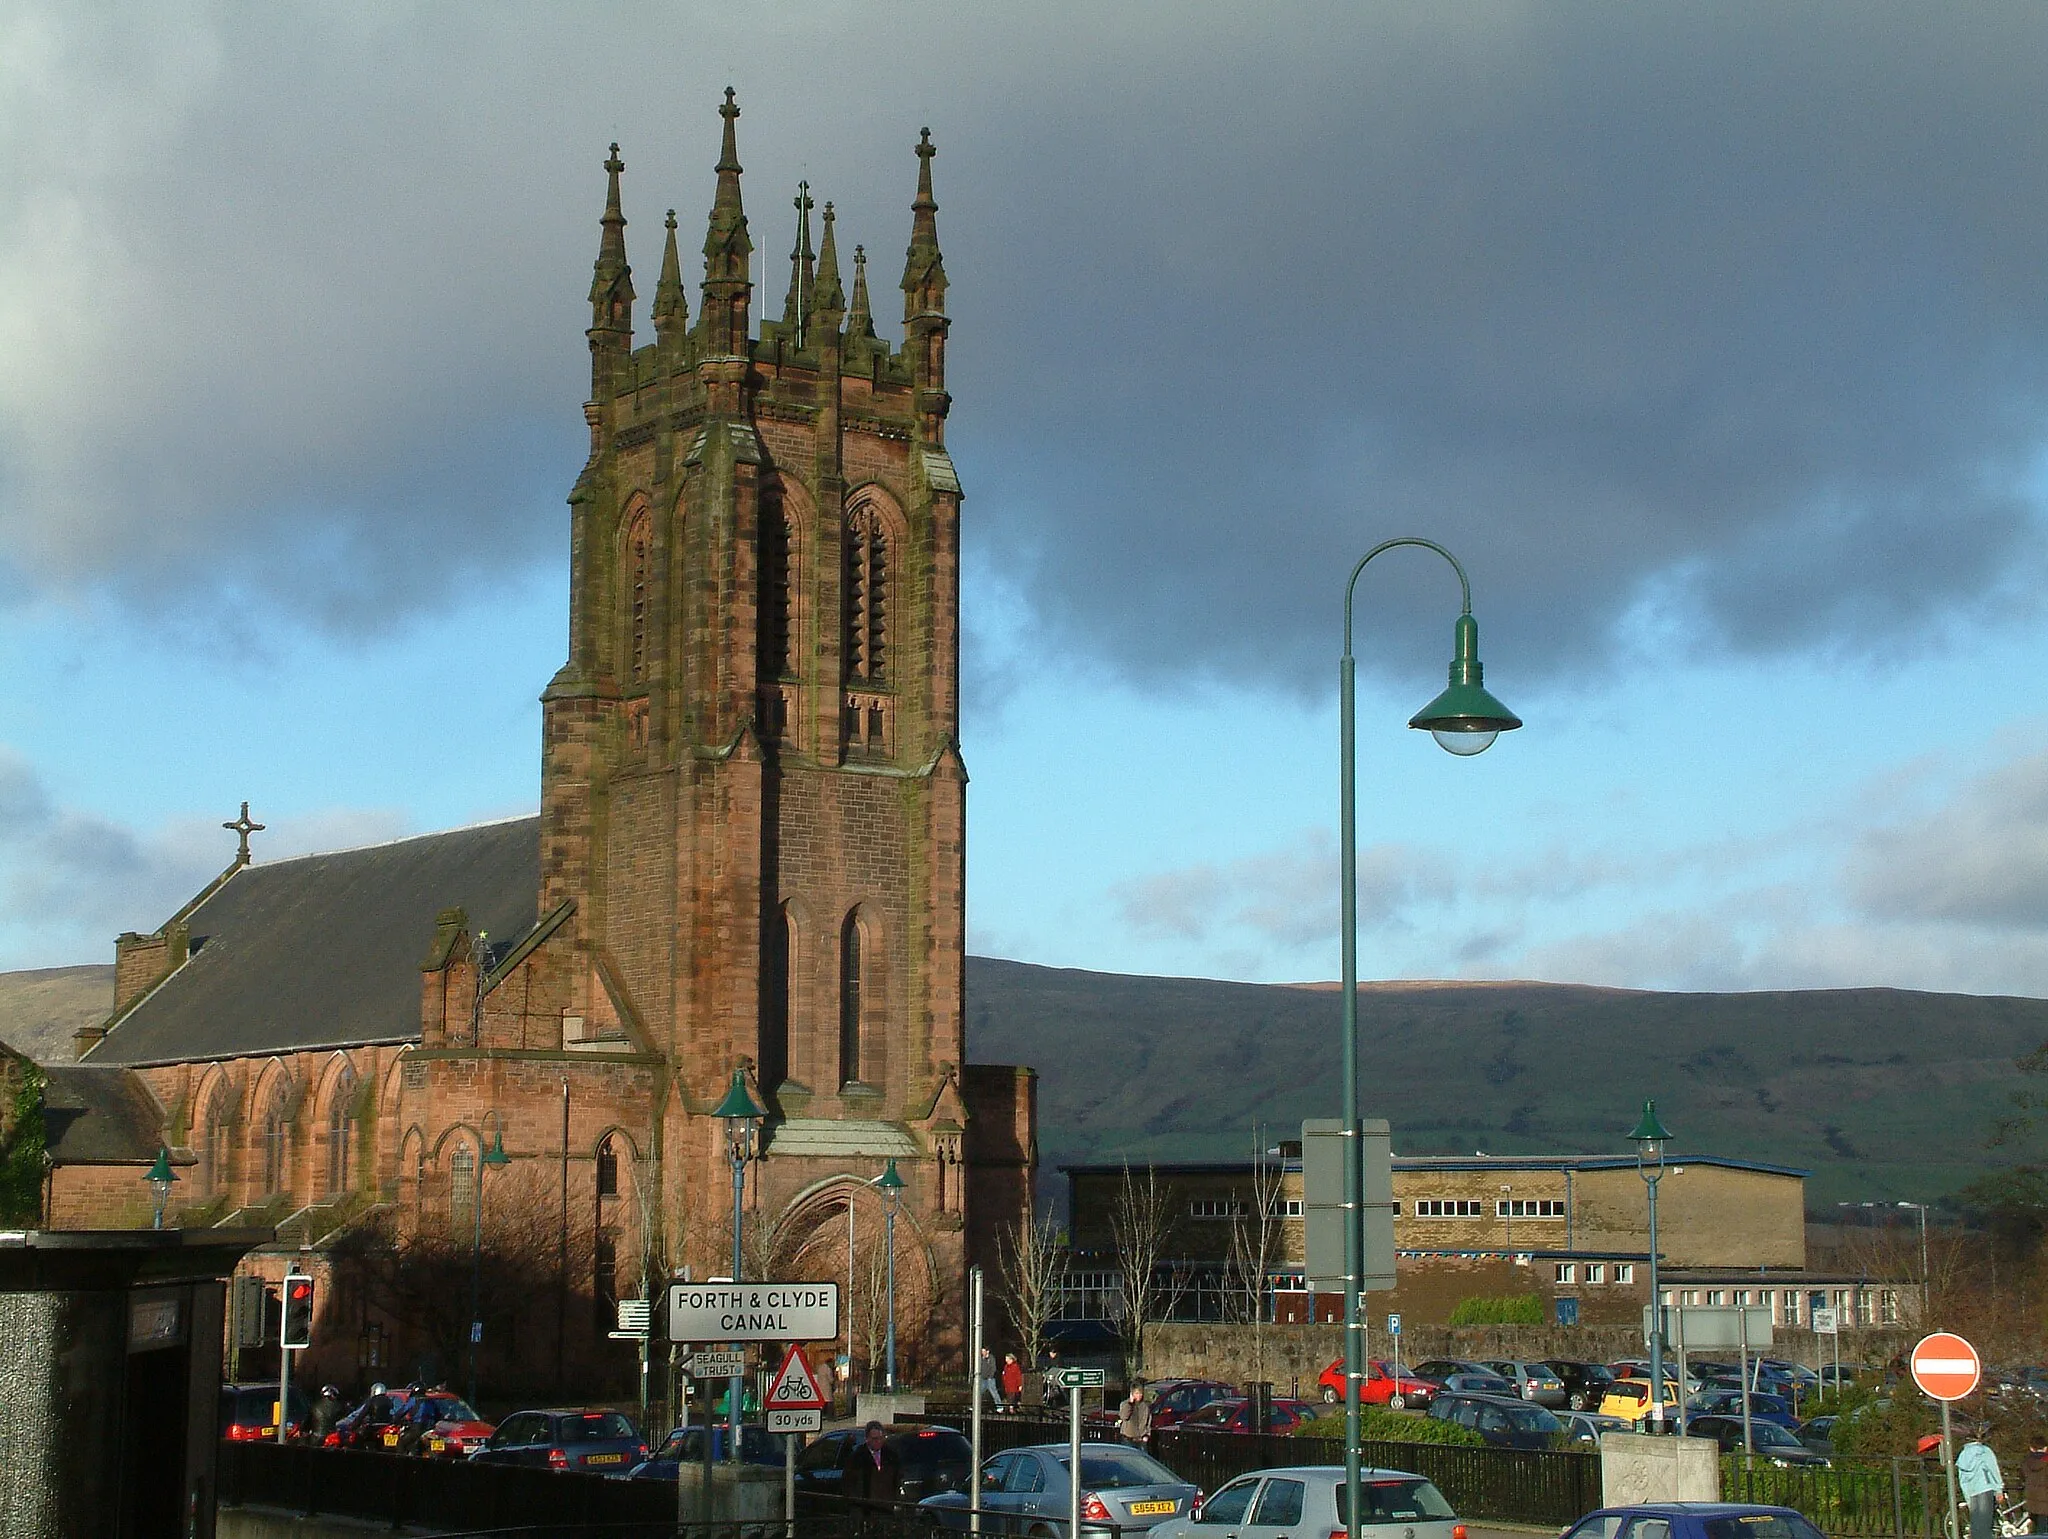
<box><xmin>996</xmin><ymin>1202</ymin><xmax>1069</xmax><ymax>1372</ymax></box>
<box><xmin>1227</xmin><ymin>1128</ymin><xmax>1285</xmax><ymax>1383</ymax></box>
<box><xmin>1109</xmin><ymin>1163</ymin><xmax>1185</xmax><ymax>1380</ymax></box>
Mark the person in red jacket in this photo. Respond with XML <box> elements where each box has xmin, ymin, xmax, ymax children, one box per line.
<box><xmin>1000</xmin><ymin>1352</ymin><xmax>1025</xmax><ymax>1410</ymax></box>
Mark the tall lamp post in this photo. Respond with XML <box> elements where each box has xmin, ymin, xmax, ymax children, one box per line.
<box><xmin>1899</xmin><ymin>1201</ymin><xmax>1931</xmax><ymax>1323</ymax></box>
<box><xmin>469</xmin><ymin>1117</ymin><xmax>511</xmax><ymax>1409</ymax></box>
<box><xmin>1630</xmin><ymin>1100</ymin><xmax>1671</xmax><ymax>1430</ymax></box>
<box><xmin>1339</xmin><ymin>538</ymin><xmax>1520</xmax><ymax>1539</ymax></box>
<box><xmin>873</xmin><ymin>1159</ymin><xmax>905</xmax><ymax>1392</ymax></box>
<box><xmin>145</xmin><ymin>1146</ymin><xmax>178</xmax><ymax>1230</ymax></box>
<box><xmin>713</xmin><ymin>1068</ymin><xmax>763</xmax><ymax>1461</ymax></box>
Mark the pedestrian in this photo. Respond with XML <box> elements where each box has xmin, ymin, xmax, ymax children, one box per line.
<box><xmin>980</xmin><ymin>1347</ymin><xmax>1002</xmax><ymax>1410</ymax></box>
<box><xmin>839</xmin><ymin>1421</ymin><xmax>904</xmax><ymax>1506</ymax></box>
<box><xmin>1001</xmin><ymin>1352</ymin><xmax>1024</xmax><ymax>1410</ymax></box>
<box><xmin>1042</xmin><ymin>1348</ymin><xmax>1066</xmax><ymax>1410</ymax></box>
<box><xmin>2023</xmin><ymin>1436</ymin><xmax>2048</xmax><ymax>1534</ymax></box>
<box><xmin>1958</xmin><ymin>1424</ymin><xmax>2005</xmax><ymax>1539</ymax></box>
<box><xmin>1117</xmin><ymin>1382</ymin><xmax>1152</xmax><ymax>1446</ymax></box>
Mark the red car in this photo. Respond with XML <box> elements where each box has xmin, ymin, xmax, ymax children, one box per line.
<box><xmin>1316</xmin><ymin>1358</ymin><xmax>1435</xmax><ymax>1409</ymax></box>
<box><xmin>415</xmin><ymin>1395</ymin><xmax>497</xmax><ymax>1459</ymax></box>
<box><xmin>1178</xmin><ymin>1396</ymin><xmax>1316</xmax><ymax>1433</ymax></box>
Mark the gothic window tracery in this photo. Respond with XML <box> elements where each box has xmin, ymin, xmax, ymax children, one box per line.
<box><xmin>201</xmin><ymin>1079</ymin><xmax>232</xmax><ymax>1197</ymax></box>
<box><xmin>625</xmin><ymin>508</ymin><xmax>652</xmax><ymax>685</ymax></box>
<box><xmin>261</xmin><ymin>1080</ymin><xmax>292</xmax><ymax>1197</ymax></box>
<box><xmin>761</xmin><ymin>904</ymin><xmax>790</xmax><ymax>1092</ymax></box>
<box><xmin>843</xmin><ymin>504</ymin><xmax>888</xmax><ymax>685</ymax></box>
<box><xmin>763</xmin><ymin>506</ymin><xmax>796</xmax><ymax>681</ymax></box>
<box><xmin>839</xmin><ymin>909</ymin><xmax>863</xmax><ymax>1086</ymax></box>
<box><xmin>451</xmin><ymin>1143</ymin><xmax>477</xmax><ymax>1232</ymax></box>
<box><xmin>326</xmin><ymin>1066</ymin><xmax>357</xmax><ymax>1196</ymax></box>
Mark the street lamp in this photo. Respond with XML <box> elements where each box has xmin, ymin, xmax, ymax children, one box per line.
<box><xmin>713</xmin><ymin>1067</ymin><xmax>763</xmax><ymax>1459</ymax></box>
<box><xmin>144</xmin><ymin>1146</ymin><xmax>178</xmax><ymax>1230</ymax></box>
<box><xmin>1899</xmin><ymin>1202</ymin><xmax>1931</xmax><ymax>1323</ymax></box>
<box><xmin>873</xmin><ymin>1158</ymin><xmax>906</xmax><ymax>1392</ymax></box>
<box><xmin>1339</xmin><ymin>538</ymin><xmax>1520</xmax><ymax>1539</ymax></box>
<box><xmin>469</xmin><ymin>1117</ymin><xmax>512</xmax><ymax>1409</ymax></box>
<box><xmin>1629</xmin><ymin>1100</ymin><xmax>1671</xmax><ymax>1430</ymax></box>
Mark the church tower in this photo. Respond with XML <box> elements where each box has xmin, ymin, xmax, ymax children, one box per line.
<box><xmin>536</xmin><ymin>95</ymin><xmax>1022</xmax><ymax>1366</ymax></box>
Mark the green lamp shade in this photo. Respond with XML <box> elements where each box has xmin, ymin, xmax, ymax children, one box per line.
<box><xmin>873</xmin><ymin>1158</ymin><xmax>905</xmax><ymax>1192</ymax></box>
<box><xmin>712</xmin><ymin>1067</ymin><xmax>761</xmax><ymax>1122</ymax></box>
<box><xmin>1628</xmin><ymin>1098</ymin><xmax>1672</xmax><ymax>1147</ymax></box>
<box><xmin>483</xmin><ymin>1127</ymin><xmax>511</xmax><ymax>1168</ymax></box>
<box><xmin>1409</xmin><ymin>613</ymin><xmax>1521</xmax><ymax>756</ymax></box>
<box><xmin>144</xmin><ymin>1147</ymin><xmax>178</xmax><ymax>1188</ymax></box>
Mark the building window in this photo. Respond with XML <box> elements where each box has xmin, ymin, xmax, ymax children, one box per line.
<box><xmin>1190</xmin><ymin>1199</ymin><xmax>1247</xmax><ymax>1220</ymax></box>
<box><xmin>325</xmin><ymin>1067</ymin><xmax>357</xmax><ymax>1196</ymax></box>
<box><xmin>1707</xmin><ymin>1290</ymin><xmax>1726</xmax><ymax>1306</ymax></box>
<box><xmin>1615</xmin><ymin>1264</ymin><xmax>1634</xmax><ymax>1284</ymax></box>
<box><xmin>201</xmin><ymin>1080</ymin><xmax>233</xmax><ymax>1197</ymax></box>
<box><xmin>839</xmin><ymin>910</ymin><xmax>863</xmax><ymax>1085</ymax></box>
<box><xmin>1585</xmin><ymin>1263</ymin><xmax>1605</xmax><ymax>1284</ymax></box>
<box><xmin>261</xmin><ymin>1083</ymin><xmax>292</xmax><ymax>1197</ymax></box>
<box><xmin>596</xmin><ymin>1135</ymin><xmax>618</xmax><ymax>1200</ymax></box>
<box><xmin>1881</xmin><ymin>1290</ymin><xmax>1899</xmax><ymax>1324</ymax></box>
<box><xmin>1555</xmin><ymin>1263</ymin><xmax>1576</xmax><ymax>1284</ymax></box>
<box><xmin>1495</xmin><ymin>1199</ymin><xmax>1566</xmax><ymax>1218</ymax></box>
<box><xmin>451</xmin><ymin>1145</ymin><xmax>477</xmax><ymax>1232</ymax></box>
<box><xmin>843</xmin><ymin>503</ymin><xmax>888</xmax><ymax>684</ymax></box>
<box><xmin>1391</xmin><ymin>1201</ymin><xmax>1401</xmax><ymax>1215</ymax></box>
<box><xmin>1414</xmin><ymin>1199</ymin><xmax>1483</xmax><ymax>1218</ymax></box>
<box><xmin>1734</xmin><ymin>1289</ymin><xmax>1750</xmax><ymax>1307</ymax></box>
<box><xmin>1659</xmin><ymin>1288</ymin><xmax>1672</xmax><ymax>1305</ymax></box>
<box><xmin>760</xmin><ymin>904</ymin><xmax>789</xmax><ymax>1092</ymax></box>
<box><xmin>594</xmin><ymin>1233</ymin><xmax>618</xmax><ymax>1333</ymax></box>
<box><xmin>625</xmin><ymin>510</ymin><xmax>652</xmax><ymax>684</ymax></box>
<box><xmin>762</xmin><ymin>505</ymin><xmax>796</xmax><ymax>681</ymax></box>
<box><xmin>1283</xmin><ymin>1198</ymin><xmax>1303</xmax><ymax>1218</ymax></box>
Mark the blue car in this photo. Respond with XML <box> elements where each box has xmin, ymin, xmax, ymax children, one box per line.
<box><xmin>1685</xmin><ymin>1391</ymin><xmax>1799</xmax><ymax>1430</ymax></box>
<box><xmin>628</xmin><ymin>1423</ymin><xmax>790</xmax><ymax>1477</ymax></box>
<box><xmin>1562</xmin><ymin>1503</ymin><xmax>1827</xmax><ymax>1539</ymax></box>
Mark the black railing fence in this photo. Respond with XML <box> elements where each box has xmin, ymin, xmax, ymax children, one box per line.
<box><xmin>1723</xmin><ymin>1457</ymin><xmax>1953</xmax><ymax>1539</ymax></box>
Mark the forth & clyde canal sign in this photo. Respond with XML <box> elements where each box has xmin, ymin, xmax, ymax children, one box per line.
<box><xmin>665</xmin><ymin>1282</ymin><xmax>839</xmax><ymax>1342</ymax></box>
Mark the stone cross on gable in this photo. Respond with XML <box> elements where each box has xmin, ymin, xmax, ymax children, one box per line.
<box><xmin>223</xmin><ymin>801</ymin><xmax>265</xmax><ymax>865</ymax></box>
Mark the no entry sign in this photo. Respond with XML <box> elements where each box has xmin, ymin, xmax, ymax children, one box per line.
<box><xmin>1911</xmin><ymin>1332</ymin><xmax>1981</xmax><ymax>1402</ymax></box>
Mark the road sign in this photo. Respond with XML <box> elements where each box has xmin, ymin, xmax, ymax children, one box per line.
<box><xmin>765</xmin><ymin>1343</ymin><xmax>828</xmax><ymax>1410</ymax></box>
<box><xmin>616</xmin><ymin>1299</ymin><xmax>652</xmax><ymax>1337</ymax></box>
<box><xmin>1056</xmin><ymin>1367</ymin><xmax>1107</xmax><ymax>1389</ymax></box>
<box><xmin>1811</xmin><ymin>1307</ymin><xmax>1839</xmax><ymax>1335</ymax></box>
<box><xmin>666</xmin><ymin>1282</ymin><xmax>839</xmax><ymax>1341</ymax></box>
<box><xmin>1387</xmin><ymin>1313</ymin><xmax>1401</xmax><ymax>1336</ymax></box>
<box><xmin>1303</xmin><ymin>1118</ymin><xmax>1395</xmax><ymax>1292</ymax></box>
<box><xmin>470</xmin><ymin>1320</ymin><xmax>483</xmax><ymax>1345</ymax></box>
<box><xmin>686</xmin><ymin>1350</ymin><xmax>750</xmax><ymax>1379</ymax></box>
<box><xmin>767</xmin><ymin>1408</ymin><xmax>823</xmax><ymax>1433</ymax></box>
<box><xmin>1911</xmin><ymin>1332</ymin><xmax>1982</xmax><ymax>1402</ymax></box>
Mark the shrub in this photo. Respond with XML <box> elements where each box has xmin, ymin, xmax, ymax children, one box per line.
<box><xmin>1448</xmin><ymin>1295</ymin><xmax>1545</xmax><ymax>1326</ymax></box>
<box><xmin>1294</xmin><ymin>1408</ymin><xmax>1486</xmax><ymax>1446</ymax></box>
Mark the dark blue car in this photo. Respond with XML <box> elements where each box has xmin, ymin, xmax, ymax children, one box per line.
<box><xmin>1562</xmin><ymin>1503</ymin><xmax>1828</xmax><ymax>1539</ymax></box>
<box><xmin>628</xmin><ymin>1424</ymin><xmax>790</xmax><ymax>1478</ymax></box>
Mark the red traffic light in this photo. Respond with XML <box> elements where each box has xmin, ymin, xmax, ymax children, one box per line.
<box><xmin>281</xmin><ymin>1274</ymin><xmax>316</xmax><ymax>1349</ymax></box>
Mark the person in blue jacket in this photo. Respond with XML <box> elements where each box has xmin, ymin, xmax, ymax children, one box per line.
<box><xmin>1958</xmin><ymin>1425</ymin><xmax>2006</xmax><ymax>1539</ymax></box>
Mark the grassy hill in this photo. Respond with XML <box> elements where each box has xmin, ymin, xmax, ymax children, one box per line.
<box><xmin>8</xmin><ymin>958</ymin><xmax>2038</xmax><ymax>1208</ymax></box>
<box><xmin>963</xmin><ymin>958</ymin><xmax>2048</xmax><ymax>1208</ymax></box>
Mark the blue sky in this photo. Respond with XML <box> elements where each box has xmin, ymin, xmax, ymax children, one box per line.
<box><xmin>8</xmin><ymin>3</ymin><xmax>2048</xmax><ymax>997</ymax></box>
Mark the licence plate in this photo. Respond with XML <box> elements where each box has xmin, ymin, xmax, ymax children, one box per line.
<box><xmin>586</xmin><ymin>1452</ymin><xmax>624</xmax><ymax>1465</ymax></box>
<box><xmin>1129</xmin><ymin>1501</ymin><xmax>1176</xmax><ymax>1515</ymax></box>
<box><xmin>426</xmin><ymin>1438</ymin><xmax>445</xmax><ymax>1453</ymax></box>
<box><xmin>382</xmin><ymin>1432</ymin><xmax>400</xmax><ymax>1446</ymax></box>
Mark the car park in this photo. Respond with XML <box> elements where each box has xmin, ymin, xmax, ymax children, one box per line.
<box><xmin>1546</xmin><ymin>1361</ymin><xmax>1618</xmax><ymax>1411</ymax></box>
<box><xmin>1178</xmin><ymin>1397</ymin><xmax>1317</xmax><ymax>1433</ymax></box>
<box><xmin>1683</xmin><ymin>1417</ymin><xmax>1829</xmax><ymax>1467</ymax></box>
<box><xmin>920</xmin><ymin>1442</ymin><xmax>1198</xmax><ymax>1534</ymax></box>
<box><xmin>1427</xmin><ymin>1391</ymin><xmax>1565</xmax><ymax>1449</ymax></box>
<box><xmin>795</xmin><ymin>1424</ymin><xmax>974</xmax><ymax>1501</ymax></box>
<box><xmin>468</xmin><ymin>1408</ymin><xmax>647</xmax><ymax>1473</ymax></box>
<box><xmin>1316</xmin><ymin>1358</ymin><xmax>1436</xmax><ymax>1409</ymax></box>
<box><xmin>220</xmin><ymin>1382</ymin><xmax>310</xmax><ymax>1442</ymax></box>
<box><xmin>1560</xmin><ymin>1503</ymin><xmax>1828</xmax><ymax>1539</ymax></box>
<box><xmin>1150</xmin><ymin>1465</ymin><xmax>1466</xmax><ymax>1539</ymax></box>
<box><xmin>1481</xmin><ymin>1361</ymin><xmax>1568</xmax><ymax>1408</ymax></box>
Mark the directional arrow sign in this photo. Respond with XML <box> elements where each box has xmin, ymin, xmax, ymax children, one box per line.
<box><xmin>1056</xmin><ymin>1367</ymin><xmax>1107</xmax><ymax>1389</ymax></box>
<box><xmin>1911</xmin><ymin>1332</ymin><xmax>1982</xmax><ymax>1402</ymax></box>
<box><xmin>686</xmin><ymin>1351</ymin><xmax>749</xmax><ymax>1380</ymax></box>
<box><xmin>765</xmin><ymin>1343</ymin><xmax>827</xmax><ymax>1410</ymax></box>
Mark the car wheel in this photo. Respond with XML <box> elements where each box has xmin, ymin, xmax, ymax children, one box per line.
<box><xmin>1389</xmin><ymin>1394</ymin><xmax>1406</xmax><ymax>1410</ymax></box>
<box><xmin>1323</xmin><ymin>1386</ymin><xmax>1337</xmax><ymax>1404</ymax></box>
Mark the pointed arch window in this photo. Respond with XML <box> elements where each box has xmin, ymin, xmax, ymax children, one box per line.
<box><xmin>261</xmin><ymin>1082</ymin><xmax>292</xmax><ymax>1198</ymax></box>
<box><xmin>201</xmin><ymin>1080</ymin><xmax>232</xmax><ymax>1197</ymax></box>
<box><xmin>596</xmin><ymin>1135</ymin><xmax>619</xmax><ymax>1200</ymax></box>
<box><xmin>625</xmin><ymin>509</ymin><xmax>653</xmax><ymax>685</ymax></box>
<box><xmin>843</xmin><ymin>504</ymin><xmax>888</xmax><ymax>684</ymax></box>
<box><xmin>762</xmin><ymin>504</ymin><xmax>797</xmax><ymax>682</ymax></box>
<box><xmin>326</xmin><ymin>1066</ymin><xmax>358</xmax><ymax>1196</ymax></box>
<box><xmin>839</xmin><ymin>910</ymin><xmax>863</xmax><ymax>1086</ymax></box>
<box><xmin>451</xmin><ymin>1144</ymin><xmax>477</xmax><ymax>1233</ymax></box>
<box><xmin>761</xmin><ymin>903</ymin><xmax>790</xmax><ymax>1092</ymax></box>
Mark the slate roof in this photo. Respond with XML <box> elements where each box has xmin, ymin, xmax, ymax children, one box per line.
<box><xmin>41</xmin><ymin>1064</ymin><xmax>169</xmax><ymax>1163</ymax></box>
<box><xmin>88</xmin><ymin>817</ymin><xmax>542</xmax><ymax>1068</ymax></box>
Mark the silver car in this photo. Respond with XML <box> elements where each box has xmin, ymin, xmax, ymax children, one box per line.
<box><xmin>920</xmin><ymin>1442</ymin><xmax>1198</xmax><ymax>1535</ymax></box>
<box><xmin>1482</xmin><ymin>1360</ymin><xmax>1568</xmax><ymax>1408</ymax></box>
<box><xmin>1152</xmin><ymin>1465</ymin><xmax>1462</xmax><ymax>1539</ymax></box>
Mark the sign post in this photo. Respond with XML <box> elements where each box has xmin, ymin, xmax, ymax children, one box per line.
<box><xmin>1055</xmin><ymin>1367</ymin><xmax>1107</xmax><ymax>1539</ymax></box>
<box><xmin>969</xmin><ymin>1267</ymin><xmax>985</xmax><ymax>1537</ymax></box>
<box><xmin>1913</xmin><ymin>1332</ymin><xmax>1982</xmax><ymax>1539</ymax></box>
<box><xmin>1388</xmin><ymin>1314</ymin><xmax>1401</xmax><ymax>1399</ymax></box>
<box><xmin>765</xmin><ymin>1343</ymin><xmax>827</xmax><ymax>1536</ymax></box>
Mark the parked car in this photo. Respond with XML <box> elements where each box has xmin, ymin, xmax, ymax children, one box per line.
<box><xmin>1316</xmin><ymin>1359</ymin><xmax>1436</xmax><ymax>1409</ymax></box>
<box><xmin>1685</xmin><ymin>1391</ymin><xmax>1798</xmax><ymax>1431</ymax></box>
<box><xmin>1409</xmin><ymin>1359</ymin><xmax>1494</xmax><ymax>1387</ymax></box>
<box><xmin>1179</xmin><ymin>1398</ymin><xmax>1317</xmax><ymax>1434</ymax></box>
<box><xmin>1684</xmin><ymin>1417</ymin><xmax>1829</xmax><ymax>1467</ymax></box>
<box><xmin>1427</xmin><ymin>1391</ymin><xmax>1564</xmax><ymax>1449</ymax></box>
<box><xmin>468</xmin><ymin>1408</ymin><xmax>647</xmax><ymax>1473</ymax></box>
<box><xmin>628</xmin><ymin>1424</ymin><xmax>791</xmax><ymax>1477</ymax></box>
<box><xmin>1600</xmin><ymin>1378</ymin><xmax>1682</xmax><ymax>1424</ymax></box>
<box><xmin>1546</xmin><ymin>1360</ymin><xmax>1618</xmax><ymax>1412</ymax></box>
<box><xmin>1793</xmin><ymin>1415</ymin><xmax>1839</xmax><ymax>1457</ymax></box>
<box><xmin>795</xmin><ymin>1424</ymin><xmax>974</xmax><ymax>1501</ymax></box>
<box><xmin>1150</xmin><ymin>1465</ymin><xmax>1465</xmax><ymax>1539</ymax></box>
<box><xmin>920</xmin><ymin>1443</ymin><xmax>1198</xmax><ymax>1534</ymax></box>
<box><xmin>1440</xmin><ymin>1371</ymin><xmax>1516</xmax><ymax>1397</ymax></box>
<box><xmin>372</xmin><ymin>1391</ymin><xmax>489</xmax><ymax>1455</ymax></box>
<box><xmin>1146</xmin><ymin>1379</ymin><xmax>1240</xmax><ymax>1429</ymax></box>
<box><xmin>1610</xmin><ymin>1361</ymin><xmax>1700</xmax><ymax>1395</ymax></box>
<box><xmin>219</xmin><ymin>1382</ymin><xmax>310</xmax><ymax>1442</ymax></box>
<box><xmin>1559</xmin><ymin>1411</ymin><xmax>1630</xmax><ymax>1446</ymax></box>
<box><xmin>1561</xmin><ymin>1503</ymin><xmax>1827</xmax><ymax>1539</ymax></box>
<box><xmin>1481</xmin><ymin>1360</ymin><xmax>1568</xmax><ymax>1408</ymax></box>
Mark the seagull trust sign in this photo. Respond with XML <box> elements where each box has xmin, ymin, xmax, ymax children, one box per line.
<box><xmin>666</xmin><ymin>1282</ymin><xmax>839</xmax><ymax>1342</ymax></box>
<box><xmin>1910</xmin><ymin>1332</ymin><xmax>1981</xmax><ymax>1402</ymax></box>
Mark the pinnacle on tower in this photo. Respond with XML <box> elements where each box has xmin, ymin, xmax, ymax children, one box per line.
<box><xmin>699</xmin><ymin>88</ymin><xmax>754</xmax><ymax>355</ymax></box>
<box><xmin>810</xmin><ymin>200</ymin><xmax>847</xmax><ymax>338</ymax></box>
<box><xmin>782</xmin><ymin>181</ymin><xmax>816</xmax><ymax>346</ymax></box>
<box><xmin>653</xmin><ymin>208</ymin><xmax>688</xmax><ymax>344</ymax></box>
<box><xmin>900</xmin><ymin>126</ymin><xmax>947</xmax><ymax>320</ymax></box>
<box><xmin>587</xmin><ymin>143</ymin><xmax>635</xmax><ymax>371</ymax></box>
<box><xmin>847</xmin><ymin>243</ymin><xmax>875</xmax><ymax>341</ymax></box>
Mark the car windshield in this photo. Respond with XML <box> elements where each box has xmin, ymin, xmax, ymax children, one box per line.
<box><xmin>559</xmin><ymin>1412</ymin><xmax>636</xmax><ymax>1442</ymax></box>
<box><xmin>1504</xmin><ymin>1405</ymin><xmax>1560</xmax><ymax>1432</ymax></box>
<box><xmin>426</xmin><ymin>1398</ymin><xmax>478</xmax><ymax>1422</ymax></box>
<box><xmin>1703</xmin><ymin>1517</ymin><xmax>1826</xmax><ymax>1539</ymax></box>
<box><xmin>1339</xmin><ymin>1479</ymin><xmax>1456</xmax><ymax>1523</ymax></box>
<box><xmin>1749</xmin><ymin>1425</ymin><xmax>1802</xmax><ymax>1449</ymax></box>
<box><xmin>1053</xmin><ymin>1450</ymin><xmax>1177</xmax><ymax>1489</ymax></box>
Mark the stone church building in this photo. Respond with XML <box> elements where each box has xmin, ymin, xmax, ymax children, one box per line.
<box><xmin>58</xmin><ymin>95</ymin><xmax>1036</xmax><ymax>1390</ymax></box>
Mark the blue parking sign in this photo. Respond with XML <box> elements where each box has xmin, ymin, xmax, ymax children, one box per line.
<box><xmin>1387</xmin><ymin>1313</ymin><xmax>1401</xmax><ymax>1336</ymax></box>
<box><xmin>1555</xmin><ymin>1297</ymin><xmax>1579</xmax><ymax>1327</ymax></box>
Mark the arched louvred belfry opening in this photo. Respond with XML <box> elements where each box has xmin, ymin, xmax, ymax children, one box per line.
<box><xmin>762</xmin><ymin>500</ymin><xmax>796</xmax><ymax>681</ymax></box>
<box><xmin>761</xmin><ymin>903</ymin><xmax>790</xmax><ymax>1095</ymax></box>
<box><xmin>839</xmin><ymin>908</ymin><xmax>863</xmax><ymax>1087</ymax></box>
<box><xmin>325</xmin><ymin>1064</ymin><xmax>358</xmax><ymax>1196</ymax></box>
<box><xmin>843</xmin><ymin>502</ymin><xmax>887</xmax><ymax>685</ymax></box>
<box><xmin>624</xmin><ymin>506</ymin><xmax>653</xmax><ymax>684</ymax></box>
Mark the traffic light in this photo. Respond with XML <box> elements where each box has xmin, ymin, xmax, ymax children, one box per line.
<box><xmin>281</xmin><ymin>1274</ymin><xmax>315</xmax><ymax>1350</ymax></box>
<box><xmin>233</xmin><ymin>1276</ymin><xmax>268</xmax><ymax>1348</ymax></box>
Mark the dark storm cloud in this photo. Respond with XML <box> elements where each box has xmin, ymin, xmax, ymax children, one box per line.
<box><xmin>6</xmin><ymin>3</ymin><xmax>2048</xmax><ymax>688</ymax></box>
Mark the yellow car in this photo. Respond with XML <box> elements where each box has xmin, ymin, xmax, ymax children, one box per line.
<box><xmin>1598</xmin><ymin>1378</ymin><xmax>1680</xmax><ymax>1423</ymax></box>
